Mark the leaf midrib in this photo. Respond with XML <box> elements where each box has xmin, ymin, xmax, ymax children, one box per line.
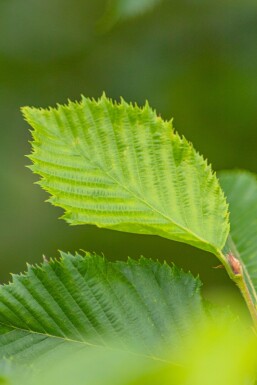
<box><xmin>0</xmin><ymin>321</ymin><xmax>179</xmax><ymax>366</ymax></box>
<box><xmin>46</xmin><ymin>126</ymin><xmax>217</xmax><ymax>252</ymax></box>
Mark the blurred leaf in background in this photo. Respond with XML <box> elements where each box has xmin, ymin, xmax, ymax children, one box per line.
<box><xmin>100</xmin><ymin>0</ymin><xmax>163</xmax><ymax>30</ymax></box>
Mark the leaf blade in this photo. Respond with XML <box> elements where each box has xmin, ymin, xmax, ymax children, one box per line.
<box><xmin>23</xmin><ymin>95</ymin><xmax>229</xmax><ymax>254</ymax></box>
<box><xmin>0</xmin><ymin>253</ymin><xmax>204</xmax><ymax>362</ymax></box>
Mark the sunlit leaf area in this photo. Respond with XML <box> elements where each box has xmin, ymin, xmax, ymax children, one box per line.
<box><xmin>1</xmin><ymin>0</ymin><xmax>257</xmax><ymax>383</ymax></box>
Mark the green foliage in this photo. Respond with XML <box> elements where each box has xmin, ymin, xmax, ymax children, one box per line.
<box><xmin>2</xmin><ymin>316</ymin><xmax>257</xmax><ymax>385</ymax></box>
<box><xmin>2</xmin><ymin>0</ymin><xmax>257</xmax><ymax>287</ymax></box>
<box><xmin>219</xmin><ymin>171</ymin><xmax>257</xmax><ymax>307</ymax></box>
<box><xmin>1</xmin><ymin>96</ymin><xmax>257</xmax><ymax>384</ymax></box>
<box><xmin>0</xmin><ymin>253</ymin><xmax>203</xmax><ymax>362</ymax></box>
<box><xmin>22</xmin><ymin>95</ymin><xmax>229</xmax><ymax>255</ymax></box>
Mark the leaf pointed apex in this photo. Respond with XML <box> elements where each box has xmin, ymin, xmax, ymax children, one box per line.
<box><xmin>143</xmin><ymin>99</ymin><xmax>151</xmax><ymax>112</ymax></box>
<box><xmin>59</xmin><ymin>250</ymin><xmax>68</xmax><ymax>259</ymax></box>
<box><xmin>101</xmin><ymin>91</ymin><xmax>107</xmax><ymax>99</ymax></box>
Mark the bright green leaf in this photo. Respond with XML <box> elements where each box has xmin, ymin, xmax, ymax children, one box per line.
<box><xmin>22</xmin><ymin>95</ymin><xmax>229</xmax><ymax>255</ymax></box>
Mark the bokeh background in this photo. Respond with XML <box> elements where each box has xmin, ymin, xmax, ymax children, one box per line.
<box><xmin>1</xmin><ymin>0</ymin><xmax>257</xmax><ymax>305</ymax></box>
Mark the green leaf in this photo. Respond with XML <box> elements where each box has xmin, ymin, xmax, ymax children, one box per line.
<box><xmin>0</xmin><ymin>253</ymin><xmax>204</xmax><ymax>362</ymax></box>
<box><xmin>32</xmin><ymin>319</ymin><xmax>257</xmax><ymax>385</ymax></box>
<box><xmin>219</xmin><ymin>170</ymin><xmax>257</xmax><ymax>307</ymax></box>
<box><xmin>2</xmin><ymin>311</ymin><xmax>257</xmax><ymax>385</ymax></box>
<box><xmin>22</xmin><ymin>95</ymin><xmax>229</xmax><ymax>255</ymax></box>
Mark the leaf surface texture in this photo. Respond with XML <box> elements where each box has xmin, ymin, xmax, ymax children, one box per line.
<box><xmin>23</xmin><ymin>95</ymin><xmax>229</xmax><ymax>254</ymax></box>
<box><xmin>0</xmin><ymin>253</ymin><xmax>203</xmax><ymax>362</ymax></box>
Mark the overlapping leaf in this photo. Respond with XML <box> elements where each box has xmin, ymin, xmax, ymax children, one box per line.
<box><xmin>219</xmin><ymin>170</ymin><xmax>257</xmax><ymax>305</ymax></box>
<box><xmin>22</xmin><ymin>95</ymin><xmax>229</xmax><ymax>255</ymax></box>
<box><xmin>1</xmin><ymin>312</ymin><xmax>256</xmax><ymax>385</ymax></box>
<box><xmin>0</xmin><ymin>253</ymin><xmax>204</xmax><ymax>362</ymax></box>
<box><xmin>30</xmin><ymin>320</ymin><xmax>257</xmax><ymax>385</ymax></box>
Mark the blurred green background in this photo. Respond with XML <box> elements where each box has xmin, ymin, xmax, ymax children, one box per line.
<box><xmin>1</xmin><ymin>0</ymin><xmax>257</xmax><ymax>304</ymax></box>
